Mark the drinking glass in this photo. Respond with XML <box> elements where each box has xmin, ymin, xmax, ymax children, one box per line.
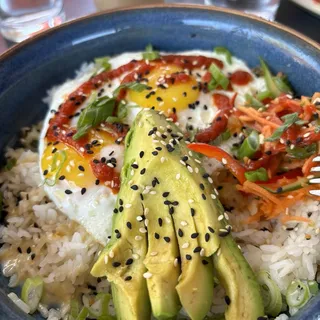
<box><xmin>204</xmin><ymin>0</ymin><xmax>280</xmax><ymax>20</ymax></box>
<box><xmin>0</xmin><ymin>0</ymin><xmax>65</xmax><ymax>43</ymax></box>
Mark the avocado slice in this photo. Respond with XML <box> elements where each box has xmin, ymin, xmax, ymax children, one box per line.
<box><xmin>212</xmin><ymin>216</ymin><xmax>265</xmax><ymax>320</ymax></box>
<box><xmin>91</xmin><ymin>158</ymin><xmax>151</xmax><ymax>319</ymax></box>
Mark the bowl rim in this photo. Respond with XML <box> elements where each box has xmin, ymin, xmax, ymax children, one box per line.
<box><xmin>0</xmin><ymin>3</ymin><xmax>319</xmax><ymax>63</ymax></box>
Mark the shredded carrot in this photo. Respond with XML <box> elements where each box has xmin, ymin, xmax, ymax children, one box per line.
<box><xmin>237</xmin><ymin>106</ymin><xmax>280</xmax><ymax>129</ymax></box>
<box><xmin>237</xmin><ymin>181</ymin><xmax>283</xmax><ymax>206</ymax></box>
<box><xmin>281</xmin><ymin>215</ymin><xmax>312</xmax><ymax>224</ymax></box>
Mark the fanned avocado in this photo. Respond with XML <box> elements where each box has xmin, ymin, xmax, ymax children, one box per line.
<box><xmin>92</xmin><ymin>108</ymin><xmax>264</xmax><ymax>320</ymax></box>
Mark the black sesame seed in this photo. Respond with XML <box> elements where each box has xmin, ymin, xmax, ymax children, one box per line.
<box><xmin>164</xmin><ymin>237</ymin><xmax>171</xmax><ymax>243</ymax></box>
<box><xmin>87</xmin><ymin>150</ymin><xmax>94</xmax><ymax>154</ymax></box>
<box><xmin>116</xmin><ymin>232</ymin><xmax>121</xmax><ymax>239</ymax></box>
<box><xmin>131</xmin><ymin>185</ymin><xmax>139</xmax><ymax>190</ymax></box>
<box><xmin>193</xmin><ymin>246</ymin><xmax>201</xmax><ymax>253</ymax></box>
<box><xmin>186</xmin><ymin>254</ymin><xmax>192</xmax><ymax>260</ymax></box>
<box><xmin>125</xmin><ymin>276</ymin><xmax>132</xmax><ymax>281</ymax></box>
<box><xmin>43</xmin><ymin>169</ymin><xmax>48</xmax><ymax>176</ymax></box>
<box><xmin>119</xmin><ymin>199</ymin><xmax>123</xmax><ymax>205</ymax></box>
<box><xmin>156</xmin><ymin>147</ymin><xmax>162</xmax><ymax>151</ymax></box>
<box><xmin>276</xmin><ymin>187</ymin><xmax>283</xmax><ymax>193</ymax></box>
<box><xmin>155</xmin><ymin>233</ymin><xmax>160</xmax><ymax>239</ymax></box>
<box><xmin>162</xmin><ymin>192</ymin><xmax>170</xmax><ymax>198</ymax></box>
<box><xmin>202</xmin><ymin>194</ymin><xmax>206</xmax><ymax>200</ymax></box>
<box><xmin>93</xmin><ymin>159</ymin><xmax>99</xmax><ymax>164</ymax></box>
<box><xmin>203</xmin><ymin>173</ymin><xmax>209</xmax><ymax>178</ymax></box>
<box><xmin>205</xmin><ymin>233</ymin><xmax>210</xmax><ymax>242</ymax></box>
<box><xmin>158</xmin><ymin>218</ymin><xmax>163</xmax><ymax>227</ymax></box>
<box><xmin>199</xmin><ymin>183</ymin><xmax>205</xmax><ymax>190</ymax></box>
<box><xmin>182</xmin><ymin>156</ymin><xmax>188</xmax><ymax>161</ymax></box>
<box><xmin>140</xmin><ymin>168</ymin><xmax>146</xmax><ymax>175</ymax></box>
<box><xmin>217</xmin><ymin>186</ymin><xmax>223</xmax><ymax>190</ymax></box>
<box><xmin>27</xmin><ymin>247</ymin><xmax>31</xmax><ymax>254</ymax></box>
<box><xmin>119</xmin><ymin>206</ymin><xmax>124</xmax><ymax>213</ymax></box>
<box><xmin>169</xmin><ymin>207</ymin><xmax>174</xmax><ymax>215</ymax></box>
<box><xmin>148</xmin><ymin>130</ymin><xmax>154</xmax><ymax>136</ymax></box>
<box><xmin>225</xmin><ymin>296</ymin><xmax>231</xmax><ymax>305</ymax></box>
<box><xmin>164</xmin><ymin>200</ymin><xmax>171</xmax><ymax>205</ymax></box>
<box><xmin>113</xmin><ymin>208</ymin><xmax>118</xmax><ymax>214</ymax></box>
<box><xmin>190</xmin><ymin>208</ymin><xmax>195</xmax><ymax>216</ymax></box>
<box><xmin>126</xmin><ymin>221</ymin><xmax>132</xmax><ymax>229</ymax></box>
<box><xmin>156</xmin><ymin>97</ymin><xmax>163</xmax><ymax>102</ymax></box>
<box><xmin>191</xmin><ymin>232</ymin><xmax>199</xmax><ymax>239</ymax></box>
<box><xmin>95</xmin><ymin>179</ymin><xmax>100</xmax><ymax>185</ymax></box>
<box><xmin>172</xmin><ymin>201</ymin><xmax>179</xmax><ymax>206</ymax></box>
<box><xmin>152</xmin><ymin>151</ymin><xmax>158</xmax><ymax>156</ymax></box>
<box><xmin>31</xmin><ymin>253</ymin><xmax>36</xmax><ymax>260</ymax></box>
<box><xmin>78</xmin><ymin>165</ymin><xmax>85</xmax><ymax>172</ymax></box>
<box><xmin>52</xmin><ymin>148</ymin><xmax>57</xmax><ymax>154</ymax></box>
<box><xmin>202</xmin><ymin>260</ymin><xmax>209</xmax><ymax>265</ymax></box>
<box><xmin>65</xmin><ymin>189</ymin><xmax>72</xmax><ymax>195</ymax></box>
<box><xmin>112</xmin><ymin>262</ymin><xmax>121</xmax><ymax>268</ymax></box>
<box><xmin>81</xmin><ymin>188</ymin><xmax>86</xmax><ymax>195</ymax></box>
<box><xmin>178</xmin><ymin>229</ymin><xmax>184</xmax><ymax>237</ymax></box>
<box><xmin>17</xmin><ymin>247</ymin><xmax>22</xmax><ymax>253</ymax></box>
<box><xmin>101</xmin><ymin>157</ymin><xmax>106</xmax><ymax>163</ymax></box>
<box><xmin>166</xmin><ymin>144</ymin><xmax>175</xmax><ymax>152</ymax></box>
<box><xmin>131</xmin><ymin>163</ymin><xmax>139</xmax><ymax>169</ymax></box>
<box><xmin>140</xmin><ymin>194</ymin><xmax>144</xmax><ymax>201</ymax></box>
<box><xmin>208</xmin><ymin>226</ymin><xmax>215</xmax><ymax>233</ymax></box>
<box><xmin>126</xmin><ymin>258</ymin><xmax>133</xmax><ymax>265</ymax></box>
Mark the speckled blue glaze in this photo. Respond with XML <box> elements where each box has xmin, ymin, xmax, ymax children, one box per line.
<box><xmin>0</xmin><ymin>5</ymin><xmax>319</xmax><ymax>319</ymax></box>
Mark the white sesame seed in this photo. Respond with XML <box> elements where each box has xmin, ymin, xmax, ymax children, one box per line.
<box><xmin>303</xmin><ymin>132</ymin><xmax>311</xmax><ymax>138</ymax></box>
<box><xmin>195</xmin><ymin>167</ymin><xmax>199</xmax><ymax>173</ymax></box>
<box><xmin>146</xmin><ymin>185</ymin><xmax>152</xmax><ymax>190</ymax></box>
<box><xmin>181</xmin><ymin>221</ymin><xmax>188</xmax><ymax>226</ymax></box>
<box><xmin>161</xmin><ymin>157</ymin><xmax>166</xmax><ymax>163</ymax></box>
<box><xmin>176</xmin><ymin>173</ymin><xmax>181</xmax><ymax>180</ymax></box>
<box><xmin>136</xmin><ymin>216</ymin><xmax>143</xmax><ymax>221</ymax></box>
<box><xmin>156</xmin><ymin>131</ymin><xmax>162</xmax><ymax>137</ymax></box>
<box><xmin>172</xmin><ymin>97</ymin><xmax>177</xmax><ymax>102</ymax></box>
<box><xmin>290</xmin><ymin>144</ymin><xmax>295</xmax><ymax>150</ymax></box>
<box><xmin>217</xmin><ymin>248</ymin><xmax>221</xmax><ymax>256</ymax></box>
<box><xmin>282</xmin><ymin>226</ymin><xmax>287</xmax><ymax>230</ymax></box>
<box><xmin>107</xmin><ymin>163</ymin><xmax>114</xmax><ymax>168</ymax></box>
<box><xmin>104</xmin><ymin>256</ymin><xmax>109</xmax><ymax>264</ymax></box>
<box><xmin>109</xmin><ymin>251</ymin><xmax>114</xmax><ymax>258</ymax></box>
<box><xmin>131</xmin><ymin>169</ymin><xmax>134</xmax><ymax>176</ymax></box>
<box><xmin>144</xmin><ymin>219</ymin><xmax>149</xmax><ymax>227</ymax></box>
<box><xmin>218</xmin><ymin>215</ymin><xmax>224</xmax><ymax>221</ymax></box>
<box><xmin>182</xmin><ymin>242</ymin><xmax>189</xmax><ymax>249</ymax></box>
<box><xmin>188</xmin><ymin>199</ymin><xmax>194</xmax><ymax>204</ymax></box>
<box><xmin>224</xmin><ymin>212</ymin><xmax>229</xmax><ymax>220</ymax></box>
<box><xmin>211</xmin><ymin>194</ymin><xmax>216</xmax><ymax>199</ymax></box>
<box><xmin>180</xmin><ymin>160</ymin><xmax>186</xmax><ymax>166</ymax></box>
<box><xmin>159</xmin><ymin>126</ymin><xmax>165</xmax><ymax>131</ymax></box>
<box><xmin>135</xmin><ymin>235</ymin><xmax>143</xmax><ymax>241</ymax></box>
<box><xmin>238</xmin><ymin>245</ymin><xmax>242</xmax><ymax>250</ymax></box>
<box><xmin>214</xmin><ymin>188</ymin><xmax>219</xmax><ymax>196</ymax></box>
<box><xmin>66</xmin><ymin>165</ymin><xmax>71</xmax><ymax>172</ymax></box>
<box><xmin>294</xmin><ymin>227</ymin><xmax>298</xmax><ymax>231</ymax></box>
<box><xmin>125</xmin><ymin>204</ymin><xmax>132</xmax><ymax>208</ymax></box>
<box><xmin>132</xmin><ymin>253</ymin><xmax>139</xmax><ymax>260</ymax></box>
<box><xmin>142</xmin><ymin>189</ymin><xmax>150</xmax><ymax>194</ymax></box>
<box><xmin>208</xmin><ymin>177</ymin><xmax>213</xmax><ymax>184</ymax></box>
<box><xmin>222</xmin><ymin>158</ymin><xmax>227</xmax><ymax>165</ymax></box>
<box><xmin>77</xmin><ymin>173</ymin><xmax>84</xmax><ymax>177</ymax></box>
<box><xmin>188</xmin><ymin>151</ymin><xmax>193</xmax><ymax>157</ymax></box>
<box><xmin>144</xmin><ymin>207</ymin><xmax>149</xmax><ymax>215</ymax></box>
<box><xmin>161</xmin><ymin>140</ymin><xmax>166</xmax><ymax>146</ymax></box>
<box><xmin>150</xmin><ymin>252</ymin><xmax>158</xmax><ymax>256</ymax></box>
<box><xmin>195</xmin><ymin>159</ymin><xmax>201</xmax><ymax>164</ymax></box>
<box><xmin>165</xmin><ymin>217</ymin><xmax>171</xmax><ymax>224</ymax></box>
<box><xmin>143</xmin><ymin>272</ymin><xmax>152</xmax><ymax>279</ymax></box>
<box><xmin>174</xmin><ymin>258</ymin><xmax>179</xmax><ymax>267</ymax></box>
<box><xmin>139</xmin><ymin>228</ymin><xmax>147</xmax><ymax>233</ymax></box>
<box><xmin>69</xmin><ymin>160</ymin><xmax>74</xmax><ymax>167</ymax></box>
<box><xmin>280</xmin><ymin>138</ymin><xmax>285</xmax><ymax>144</ymax></box>
<box><xmin>187</xmin><ymin>166</ymin><xmax>193</xmax><ymax>173</ymax></box>
<box><xmin>80</xmin><ymin>147</ymin><xmax>85</xmax><ymax>152</ymax></box>
<box><xmin>316</xmin><ymin>228</ymin><xmax>320</xmax><ymax>235</ymax></box>
<box><xmin>150</xmin><ymin>191</ymin><xmax>157</xmax><ymax>195</ymax></box>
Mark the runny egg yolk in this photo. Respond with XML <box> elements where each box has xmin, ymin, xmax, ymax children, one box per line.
<box><xmin>127</xmin><ymin>64</ymin><xmax>200</xmax><ymax>112</ymax></box>
<box><xmin>41</xmin><ymin>130</ymin><xmax>115</xmax><ymax>188</ymax></box>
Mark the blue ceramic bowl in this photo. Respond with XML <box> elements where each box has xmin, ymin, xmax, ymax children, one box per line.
<box><xmin>0</xmin><ymin>4</ymin><xmax>319</xmax><ymax>319</ymax></box>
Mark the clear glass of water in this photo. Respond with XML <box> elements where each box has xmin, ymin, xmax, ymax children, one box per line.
<box><xmin>204</xmin><ymin>0</ymin><xmax>280</xmax><ymax>20</ymax></box>
<box><xmin>0</xmin><ymin>0</ymin><xmax>65</xmax><ymax>43</ymax></box>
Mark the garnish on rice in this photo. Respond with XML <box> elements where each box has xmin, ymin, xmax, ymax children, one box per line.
<box><xmin>189</xmin><ymin>82</ymin><xmax>320</xmax><ymax>223</ymax></box>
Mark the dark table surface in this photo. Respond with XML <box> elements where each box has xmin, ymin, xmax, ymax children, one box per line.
<box><xmin>0</xmin><ymin>0</ymin><xmax>318</xmax><ymax>55</ymax></box>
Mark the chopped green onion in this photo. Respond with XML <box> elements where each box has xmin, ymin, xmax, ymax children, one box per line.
<box><xmin>208</xmin><ymin>63</ymin><xmax>229</xmax><ymax>91</ymax></box>
<box><xmin>256</xmin><ymin>90</ymin><xmax>272</xmax><ymax>101</ymax></box>
<box><xmin>245</xmin><ymin>94</ymin><xmax>266</xmax><ymax>111</ymax></box>
<box><xmin>5</xmin><ymin>158</ymin><xmax>16</xmax><ymax>171</ymax></box>
<box><xmin>214</xmin><ymin>46</ymin><xmax>232</xmax><ymax>64</ymax></box>
<box><xmin>266</xmin><ymin>112</ymin><xmax>300</xmax><ymax>142</ymax></box>
<box><xmin>142</xmin><ymin>44</ymin><xmax>160</xmax><ymax>61</ymax></box>
<box><xmin>76</xmin><ymin>307</ymin><xmax>89</xmax><ymax>320</ymax></box>
<box><xmin>237</xmin><ymin>130</ymin><xmax>260</xmax><ymax>160</ymax></box>
<box><xmin>73</xmin><ymin>96</ymin><xmax>116</xmax><ymax>140</ymax></box>
<box><xmin>260</xmin><ymin>59</ymin><xmax>293</xmax><ymax>98</ymax></box>
<box><xmin>213</xmin><ymin>130</ymin><xmax>231</xmax><ymax>145</ymax></box>
<box><xmin>257</xmin><ymin>271</ymin><xmax>282</xmax><ymax>317</ymax></box>
<box><xmin>94</xmin><ymin>56</ymin><xmax>111</xmax><ymax>73</ymax></box>
<box><xmin>286</xmin><ymin>143</ymin><xmax>317</xmax><ymax>160</ymax></box>
<box><xmin>308</xmin><ymin>281</ymin><xmax>319</xmax><ymax>295</ymax></box>
<box><xmin>113</xmin><ymin>81</ymin><xmax>150</xmax><ymax>97</ymax></box>
<box><xmin>21</xmin><ymin>276</ymin><xmax>44</xmax><ymax>313</ymax></box>
<box><xmin>89</xmin><ymin>293</ymin><xmax>112</xmax><ymax>318</ymax></box>
<box><xmin>44</xmin><ymin>150</ymin><xmax>67</xmax><ymax>186</ymax></box>
<box><xmin>69</xmin><ymin>300</ymin><xmax>80</xmax><ymax>319</ymax></box>
<box><xmin>286</xmin><ymin>280</ymin><xmax>310</xmax><ymax>308</ymax></box>
<box><xmin>245</xmin><ymin>168</ymin><xmax>268</xmax><ymax>182</ymax></box>
<box><xmin>262</xmin><ymin>177</ymin><xmax>309</xmax><ymax>194</ymax></box>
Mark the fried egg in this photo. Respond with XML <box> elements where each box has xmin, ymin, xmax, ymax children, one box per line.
<box><xmin>39</xmin><ymin>50</ymin><xmax>267</xmax><ymax>245</ymax></box>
